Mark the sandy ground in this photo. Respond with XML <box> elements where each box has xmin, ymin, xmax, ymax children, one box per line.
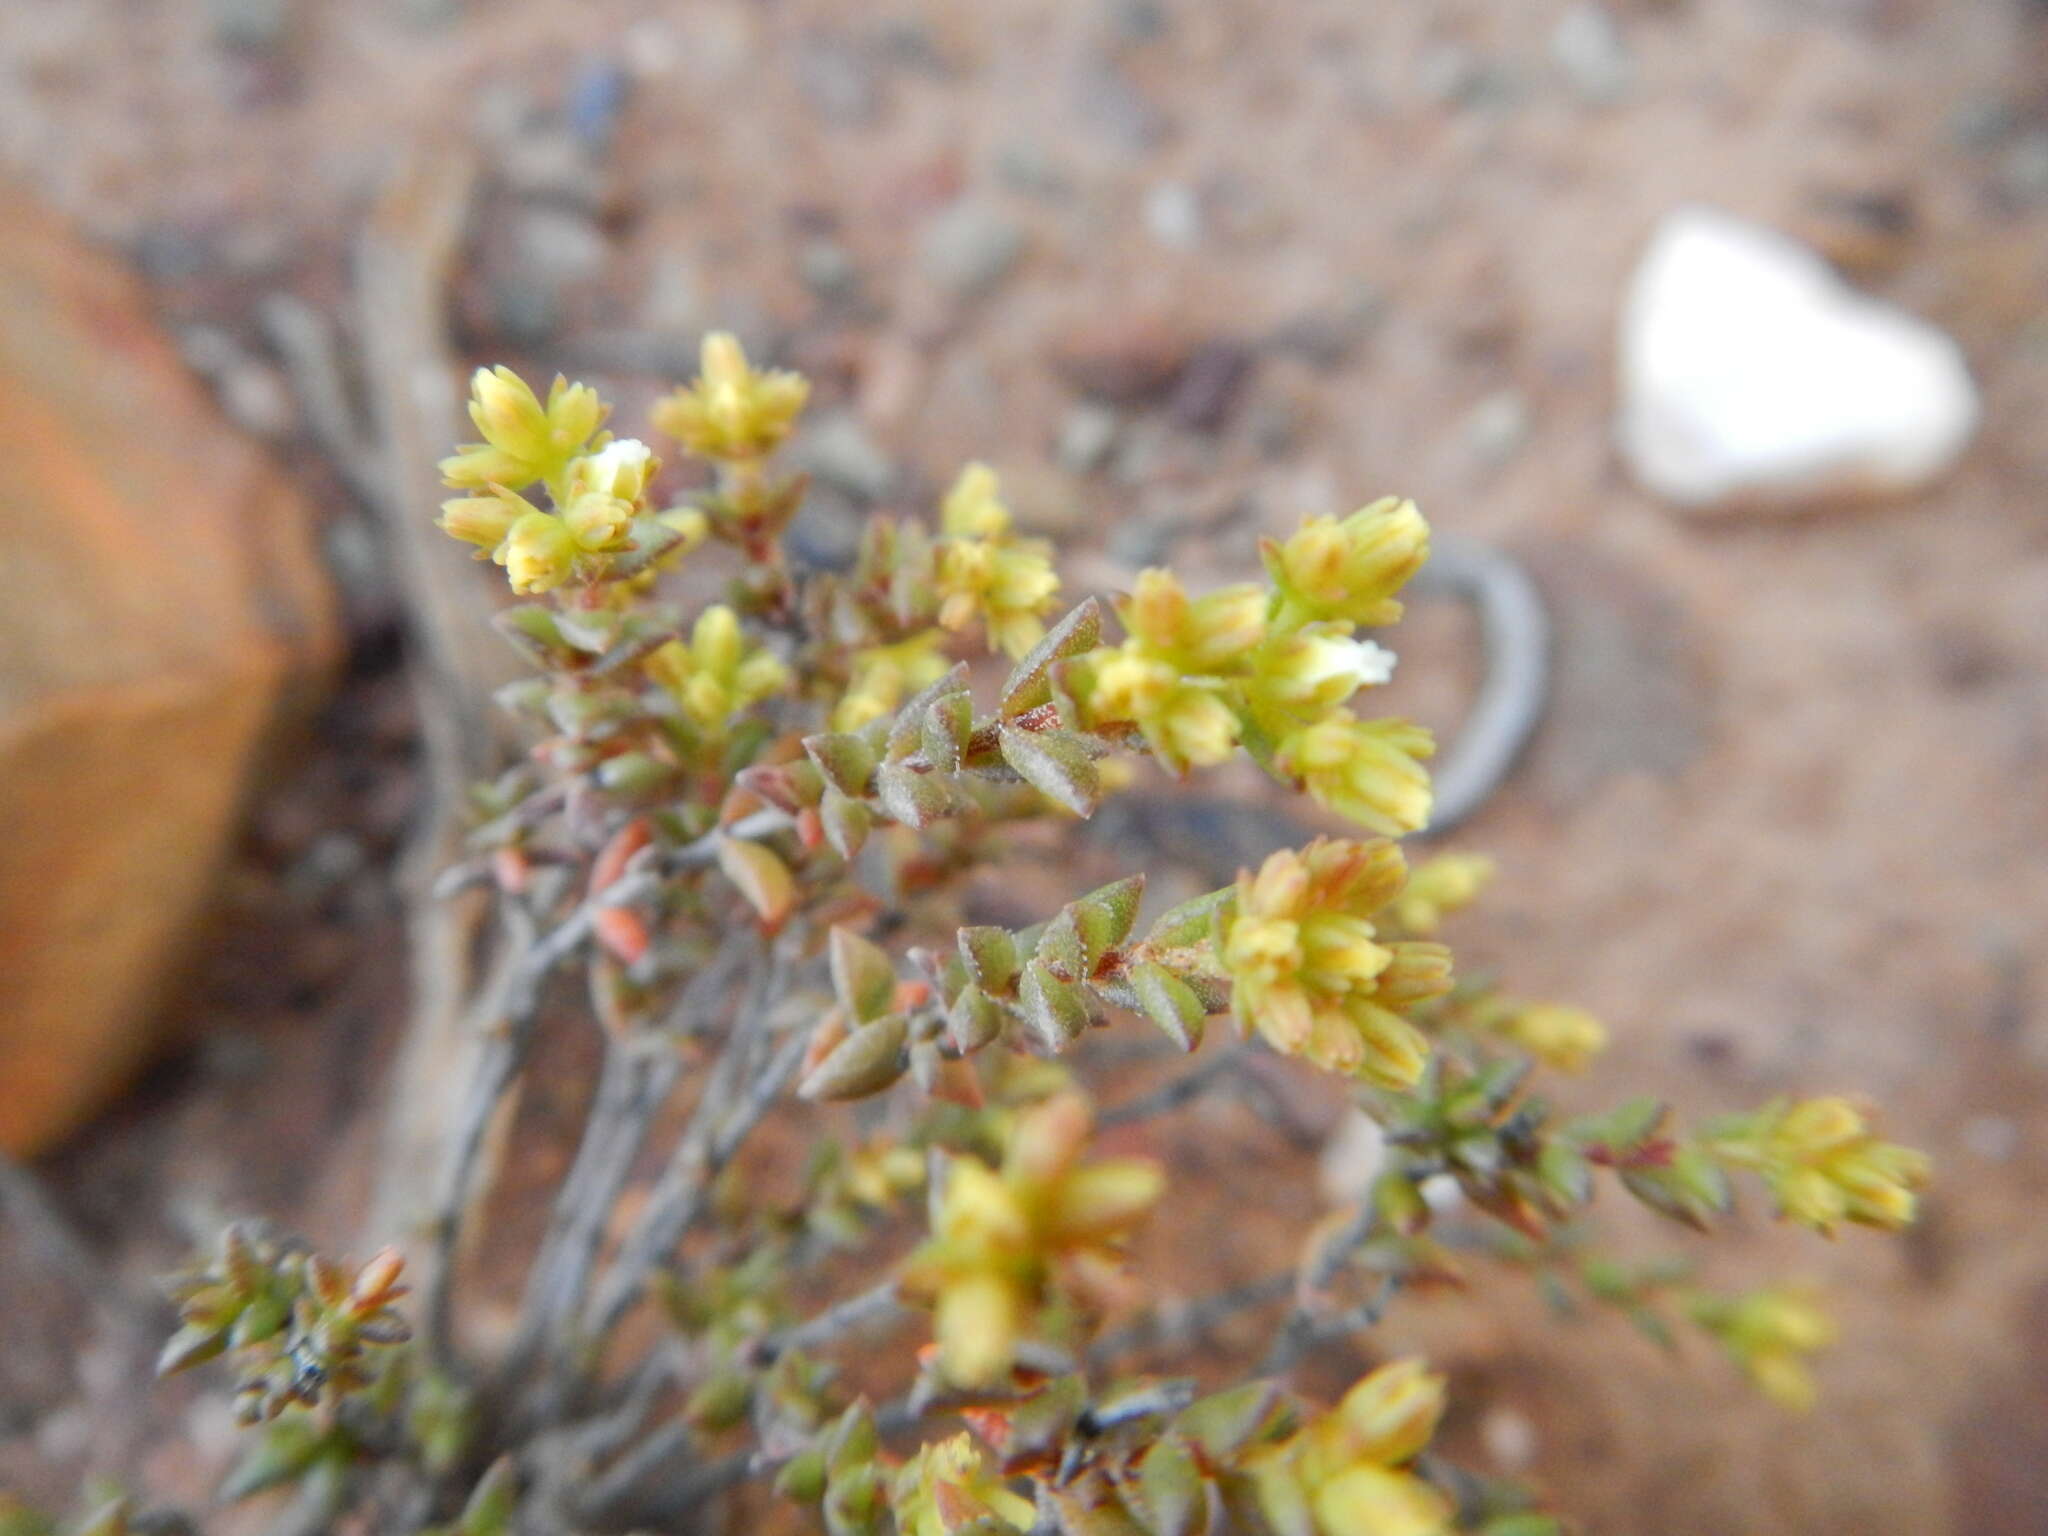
<box><xmin>2</xmin><ymin>1</ymin><xmax>2046</xmax><ymax>1531</ymax></box>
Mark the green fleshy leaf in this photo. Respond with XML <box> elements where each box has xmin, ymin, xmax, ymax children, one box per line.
<box><xmin>998</xmin><ymin>725</ymin><xmax>1100</xmax><ymax>817</ymax></box>
<box><xmin>1000</xmin><ymin>598</ymin><xmax>1102</xmax><ymax>716</ymax></box>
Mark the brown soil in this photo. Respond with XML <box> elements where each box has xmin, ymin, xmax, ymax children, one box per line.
<box><xmin>3</xmin><ymin>2</ymin><xmax>2047</xmax><ymax>1532</ymax></box>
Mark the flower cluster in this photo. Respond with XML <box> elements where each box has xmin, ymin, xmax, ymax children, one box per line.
<box><xmin>131</xmin><ymin>318</ymin><xmax>1940</xmax><ymax>1536</ymax></box>
<box><xmin>1063</xmin><ymin>501</ymin><xmax>1433</xmax><ymax>836</ymax></box>
<box><xmin>1245</xmin><ymin>1359</ymin><xmax>1454</xmax><ymax>1536</ymax></box>
<box><xmin>1220</xmin><ymin>838</ymin><xmax>1453</xmax><ymax>1088</ymax></box>
<box><xmin>899</xmin><ymin>1093</ymin><xmax>1163</xmax><ymax>1387</ymax></box>
<box><xmin>438</xmin><ymin>368</ymin><xmax>677</xmax><ymax>594</ymax></box>
<box><xmin>1689</xmin><ymin>1287</ymin><xmax>1839</xmax><ymax>1412</ymax></box>
<box><xmin>932</xmin><ymin>464</ymin><xmax>1061</xmax><ymax>659</ymax></box>
<box><xmin>1705</xmin><ymin>1096</ymin><xmax>1930</xmax><ymax>1235</ymax></box>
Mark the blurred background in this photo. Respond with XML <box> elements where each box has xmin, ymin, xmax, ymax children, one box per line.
<box><xmin>1</xmin><ymin>1</ymin><xmax>2044</xmax><ymax>1531</ymax></box>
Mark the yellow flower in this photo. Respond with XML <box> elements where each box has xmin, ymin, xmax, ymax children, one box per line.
<box><xmin>900</xmin><ymin>1094</ymin><xmax>1162</xmax><ymax>1388</ymax></box>
<box><xmin>1117</xmin><ymin>569</ymin><xmax>1267</xmax><ymax>674</ymax></box>
<box><xmin>646</xmin><ymin>605</ymin><xmax>790</xmax><ymax>730</ymax></box>
<box><xmin>651</xmin><ymin>331</ymin><xmax>809</xmax><ymax>461</ymax></box>
<box><xmin>1220</xmin><ymin>839</ymin><xmax>1451</xmax><ymax>1089</ymax></box>
<box><xmin>1723</xmin><ymin>1098</ymin><xmax>1930</xmax><ymax>1235</ymax></box>
<box><xmin>1264</xmin><ymin>498</ymin><xmax>1430</xmax><ymax>630</ymax></box>
<box><xmin>1387</xmin><ymin>853</ymin><xmax>1493</xmax><ymax>935</ymax></box>
<box><xmin>1692</xmin><ymin>1287</ymin><xmax>1838</xmax><ymax>1413</ymax></box>
<box><xmin>895</xmin><ymin>1435</ymin><xmax>1036</xmax><ymax>1536</ymax></box>
<box><xmin>834</xmin><ymin>631</ymin><xmax>950</xmax><ymax>732</ymax></box>
<box><xmin>1071</xmin><ymin>644</ymin><xmax>1240</xmax><ymax>773</ymax></box>
<box><xmin>497</xmin><ymin>511</ymin><xmax>579</xmax><ymax>594</ymax></box>
<box><xmin>1251</xmin><ymin>1359</ymin><xmax>1454</xmax><ymax>1536</ymax></box>
<box><xmin>940</xmin><ymin>461</ymin><xmax>1012</xmax><ymax>540</ymax></box>
<box><xmin>1310</xmin><ymin>1466</ymin><xmax>1452</xmax><ymax>1536</ymax></box>
<box><xmin>1278</xmin><ymin>713</ymin><xmax>1435</xmax><ymax>838</ymax></box>
<box><xmin>1244</xmin><ymin>626</ymin><xmax>1398</xmax><ymax>727</ymax></box>
<box><xmin>439</xmin><ymin>366</ymin><xmax>607</xmax><ymax>492</ymax></box>
<box><xmin>437</xmin><ymin>489</ymin><xmax>524</xmax><ymax>555</ymax></box>
<box><xmin>933</xmin><ymin>466</ymin><xmax>1060</xmax><ymax>658</ymax></box>
<box><xmin>567</xmin><ymin>437</ymin><xmax>658</xmax><ymax>504</ymax></box>
<box><xmin>1327</xmin><ymin>1359</ymin><xmax>1448</xmax><ymax>1468</ymax></box>
<box><xmin>1505</xmin><ymin>1003</ymin><xmax>1607</xmax><ymax>1074</ymax></box>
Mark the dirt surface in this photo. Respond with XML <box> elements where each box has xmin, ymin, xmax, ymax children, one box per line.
<box><xmin>3</xmin><ymin>1</ymin><xmax>2047</xmax><ymax>1531</ymax></box>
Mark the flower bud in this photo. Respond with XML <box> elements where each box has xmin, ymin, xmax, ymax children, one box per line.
<box><xmin>1334</xmin><ymin>1359</ymin><xmax>1447</xmax><ymax>1466</ymax></box>
<box><xmin>498</xmin><ymin>512</ymin><xmax>578</xmax><ymax>594</ymax></box>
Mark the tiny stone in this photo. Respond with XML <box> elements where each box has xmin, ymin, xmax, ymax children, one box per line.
<box><xmin>131</xmin><ymin>225</ymin><xmax>211</xmax><ymax>284</ymax></box>
<box><xmin>497</xmin><ymin>132</ymin><xmax>604</xmax><ymax>210</ymax></box>
<box><xmin>1104</xmin><ymin>0</ymin><xmax>1169</xmax><ymax>44</ymax></box>
<box><xmin>566</xmin><ymin>56</ymin><xmax>632</xmax><ymax>149</ymax></box>
<box><xmin>1464</xmin><ymin>387</ymin><xmax>1532</xmax><ymax>469</ymax></box>
<box><xmin>798</xmin><ymin>238</ymin><xmax>863</xmax><ymax>301</ymax></box>
<box><xmin>1994</xmin><ymin>129</ymin><xmax>2048</xmax><ymax>210</ymax></box>
<box><xmin>795</xmin><ymin>32</ymin><xmax>883</xmax><ymax>126</ymax></box>
<box><xmin>1144</xmin><ymin>181</ymin><xmax>1203</xmax><ymax>250</ymax></box>
<box><xmin>218</xmin><ymin>361</ymin><xmax>296</xmax><ymax>440</ymax></box>
<box><xmin>208</xmin><ymin>0</ymin><xmax>293</xmax><ymax>50</ymax></box>
<box><xmin>1420</xmin><ymin>1173</ymin><xmax>1465</xmax><ymax>1214</ymax></box>
<box><xmin>1056</xmin><ymin>403</ymin><xmax>1121</xmax><ymax>474</ymax></box>
<box><xmin>1268</xmin><ymin>281</ymin><xmax>1387</xmax><ymax>369</ymax></box>
<box><xmin>1947</xmin><ymin>96</ymin><xmax>2016</xmax><ymax>152</ymax></box>
<box><xmin>1550</xmin><ymin>4</ymin><xmax>1633</xmax><ymax>107</ymax></box>
<box><xmin>510</xmin><ymin>206</ymin><xmax>610</xmax><ymax>287</ymax></box>
<box><xmin>792</xmin><ymin>410</ymin><xmax>898</xmax><ymax>501</ymax></box>
<box><xmin>994</xmin><ymin>140</ymin><xmax>1073</xmax><ymax>200</ymax></box>
<box><xmin>1319</xmin><ymin>1110</ymin><xmax>1387</xmax><ymax>1206</ymax></box>
<box><xmin>641</xmin><ymin>253</ymin><xmax>705</xmax><ymax>336</ymax></box>
<box><xmin>917</xmin><ymin>200</ymin><xmax>1025</xmax><ymax>298</ymax></box>
<box><xmin>1076</xmin><ymin>59</ymin><xmax>1171</xmax><ymax>150</ymax></box>
<box><xmin>1247</xmin><ymin>396</ymin><xmax>1302</xmax><ymax>458</ymax></box>
<box><xmin>177</xmin><ymin>324</ymin><xmax>242</xmax><ymax>378</ymax></box>
<box><xmin>1416</xmin><ymin>43</ymin><xmax>1484</xmax><ymax>108</ymax></box>
<box><xmin>1482</xmin><ymin>1407</ymin><xmax>1538</xmax><ymax>1473</ymax></box>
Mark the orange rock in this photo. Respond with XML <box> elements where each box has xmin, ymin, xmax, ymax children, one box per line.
<box><xmin>0</xmin><ymin>179</ymin><xmax>338</xmax><ymax>1155</ymax></box>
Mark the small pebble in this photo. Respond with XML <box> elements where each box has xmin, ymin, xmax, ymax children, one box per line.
<box><xmin>994</xmin><ymin>140</ymin><xmax>1073</xmax><ymax>200</ymax></box>
<box><xmin>793</xmin><ymin>411</ymin><xmax>898</xmax><ymax>501</ymax></box>
<box><xmin>1994</xmin><ymin>129</ymin><xmax>2048</xmax><ymax>210</ymax></box>
<box><xmin>566</xmin><ymin>56</ymin><xmax>632</xmax><ymax>149</ymax></box>
<box><xmin>1144</xmin><ymin>181</ymin><xmax>1203</xmax><ymax>250</ymax></box>
<box><xmin>1550</xmin><ymin>3</ymin><xmax>1633</xmax><ymax>107</ymax></box>
<box><xmin>1464</xmin><ymin>388</ymin><xmax>1532</xmax><ymax>469</ymax></box>
<box><xmin>219</xmin><ymin>361</ymin><xmax>296</xmax><ymax>440</ymax></box>
<box><xmin>795</xmin><ymin>32</ymin><xmax>883</xmax><ymax>126</ymax></box>
<box><xmin>918</xmin><ymin>200</ymin><xmax>1026</xmax><ymax>297</ymax></box>
<box><xmin>798</xmin><ymin>238</ymin><xmax>863</xmax><ymax>301</ymax></box>
<box><xmin>1056</xmin><ymin>403</ymin><xmax>1121</xmax><ymax>474</ymax></box>
<box><xmin>1482</xmin><ymin>1407</ymin><xmax>1538</xmax><ymax>1473</ymax></box>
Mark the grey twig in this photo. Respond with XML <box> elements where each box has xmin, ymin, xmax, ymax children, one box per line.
<box><xmin>1097</xmin><ymin>1043</ymin><xmax>1248</xmax><ymax>1129</ymax></box>
<box><xmin>1089</xmin><ymin>1270</ymin><xmax>1296</xmax><ymax>1363</ymax></box>
<box><xmin>759</xmin><ymin>1280</ymin><xmax>906</xmax><ymax>1362</ymax></box>
<box><xmin>1261</xmin><ymin>1201</ymin><xmax>1380</xmax><ymax>1374</ymax></box>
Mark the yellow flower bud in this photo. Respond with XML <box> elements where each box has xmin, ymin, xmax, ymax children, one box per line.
<box><xmin>563</xmin><ymin>492</ymin><xmax>635</xmax><ymax>553</ymax></box>
<box><xmin>1334</xmin><ymin>1359</ymin><xmax>1448</xmax><ymax>1466</ymax></box>
<box><xmin>437</xmin><ymin>492</ymin><xmax>522</xmax><ymax>552</ymax></box>
<box><xmin>498</xmin><ymin>511</ymin><xmax>578</xmax><ymax>594</ymax></box>
<box><xmin>834</xmin><ymin>631</ymin><xmax>949</xmax><ymax>732</ymax></box>
<box><xmin>1506</xmin><ymin>1003</ymin><xmax>1608</xmax><ymax>1074</ymax></box>
<box><xmin>1119</xmin><ymin>570</ymin><xmax>1266</xmax><ymax>673</ymax></box>
<box><xmin>1278</xmin><ymin>713</ymin><xmax>1435</xmax><ymax>838</ymax></box>
<box><xmin>567</xmin><ymin>437</ymin><xmax>657</xmax><ymax>504</ymax></box>
<box><xmin>441</xmin><ymin>366</ymin><xmax>608</xmax><ymax>491</ymax></box>
<box><xmin>1388</xmin><ymin>853</ymin><xmax>1494</xmax><ymax>935</ymax></box>
<box><xmin>940</xmin><ymin>461</ymin><xmax>1012</xmax><ymax>540</ymax></box>
<box><xmin>1222</xmin><ymin>839</ymin><xmax>1446</xmax><ymax>1086</ymax></box>
<box><xmin>934</xmin><ymin>1269</ymin><xmax>1024</xmax><ymax>1389</ymax></box>
<box><xmin>1311</xmin><ymin>1465</ymin><xmax>1452</xmax><ymax>1536</ymax></box>
<box><xmin>1266</xmin><ymin>498</ymin><xmax>1430</xmax><ymax>630</ymax></box>
<box><xmin>1727</xmin><ymin>1097</ymin><xmax>1930</xmax><ymax>1235</ymax></box>
<box><xmin>651</xmin><ymin>331</ymin><xmax>810</xmax><ymax>461</ymax></box>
